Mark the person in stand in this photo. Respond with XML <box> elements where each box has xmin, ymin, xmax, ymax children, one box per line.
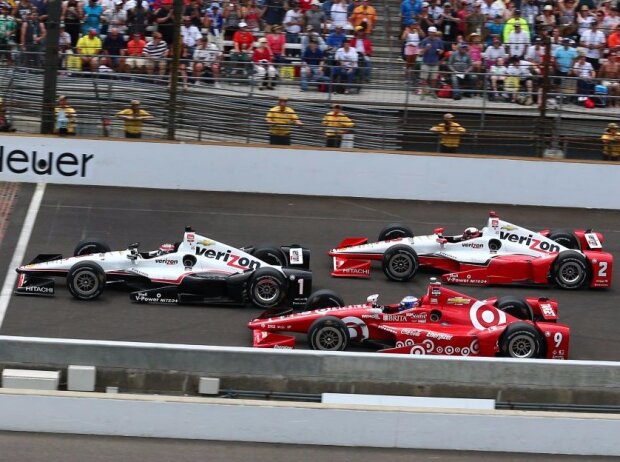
<box><xmin>252</xmin><ymin>37</ymin><xmax>277</xmax><ymax>90</ymax></box>
<box><xmin>265</xmin><ymin>96</ymin><xmax>303</xmax><ymax>145</ymax></box>
<box><xmin>116</xmin><ymin>99</ymin><xmax>153</xmax><ymax>138</ymax></box>
<box><xmin>601</xmin><ymin>122</ymin><xmax>620</xmax><ymax>161</ymax></box>
<box><xmin>430</xmin><ymin>113</ymin><xmax>466</xmax><ymax>153</ymax></box>
<box><xmin>322</xmin><ymin>104</ymin><xmax>354</xmax><ymax>147</ymax></box>
<box><xmin>54</xmin><ymin>95</ymin><xmax>77</xmax><ymax>136</ymax></box>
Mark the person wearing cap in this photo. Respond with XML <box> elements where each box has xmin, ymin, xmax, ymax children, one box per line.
<box><xmin>253</xmin><ymin>37</ymin><xmax>277</xmax><ymax>89</ymax></box>
<box><xmin>483</xmin><ymin>34</ymin><xmax>507</xmax><ymax>67</ymax></box>
<box><xmin>192</xmin><ymin>37</ymin><xmax>223</xmax><ymax>88</ymax></box>
<box><xmin>401</xmin><ymin>21</ymin><xmax>424</xmax><ymax>79</ymax></box>
<box><xmin>301</xmin><ymin>24</ymin><xmax>328</xmax><ymax>51</ymax></box>
<box><xmin>154</xmin><ymin>2</ymin><xmax>175</xmax><ymax>45</ymax></box>
<box><xmin>232</xmin><ymin>21</ymin><xmax>255</xmax><ymax>53</ymax></box>
<box><xmin>82</xmin><ymin>0</ymin><xmax>103</xmax><ymax>35</ymax></box>
<box><xmin>553</xmin><ymin>36</ymin><xmax>578</xmax><ymax>84</ymax></box>
<box><xmin>76</xmin><ymin>27</ymin><xmax>101</xmax><ymax>71</ymax></box>
<box><xmin>601</xmin><ymin>122</ymin><xmax>620</xmax><ymax>160</ymax></box>
<box><xmin>322</xmin><ymin>104</ymin><xmax>354</xmax><ymax>147</ymax></box>
<box><xmin>430</xmin><ymin>113</ymin><xmax>466</xmax><ymax>153</ymax></box>
<box><xmin>349</xmin><ymin>0</ymin><xmax>377</xmax><ymax>34</ymax></box>
<box><xmin>335</xmin><ymin>39</ymin><xmax>359</xmax><ymax>93</ymax></box>
<box><xmin>283</xmin><ymin>1</ymin><xmax>303</xmax><ymax>56</ymax></box>
<box><xmin>203</xmin><ymin>2</ymin><xmax>224</xmax><ymax>51</ymax></box>
<box><xmin>330</xmin><ymin>0</ymin><xmax>350</xmax><ymax>31</ymax></box>
<box><xmin>506</xmin><ymin>22</ymin><xmax>529</xmax><ymax>59</ymax></box>
<box><xmin>435</xmin><ymin>2</ymin><xmax>458</xmax><ymax>50</ymax></box>
<box><xmin>536</xmin><ymin>4</ymin><xmax>558</xmax><ymax>35</ymax></box>
<box><xmin>265</xmin><ymin>96</ymin><xmax>303</xmax><ymax>145</ymax></box>
<box><xmin>448</xmin><ymin>42</ymin><xmax>474</xmax><ymax>100</ymax></box>
<box><xmin>305</xmin><ymin>0</ymin><xmax>326</xmax><ymax>34</ymax></box>
<box><xmin>181</xmin><ymin>15</ymin><xmax>201</xmax><ymax>58</ymax></box>
<box><xmin>300</xmin><ymin>38</ymin><xmax>330</xmax><ymax>90</ymax></box>
<box><xmin>116</xmin><ymin>100</ymin><xmax>153</xmax><ymax>139</ymax></box>
<box><xmin>570</xmin><ymin>52</ymin><xmax>596</xmax><ymax>96</ymax></box>
<box><xmin>521</xmin><ymin>0</ymin><xmax>539</xmax><ymax>31</ymax></box>
<box><xmin>484</xmin><ymin>14</ymin><xmax>504</xmax><ymax>46</ymax></box>
<box><xmin>58</xmin><ymin>22</ymin><xmax>72</xmax><ymax>49</ymax></box>
<box><xmin>503</xmin><ymin>8</ymin><xmax>530</xmax><ymax>44</ymax></box>
<box><xmin>416</xmin><ymin>2</ymin><xmax>434</xmax><ymax>31</ymax></box>
<box><xmin>266</xmin><ymin>24</ymin><xmax>288</xmax><ymax>63</ymax></box>
<box><xmin>326</xmin><ymin>24</ymin><xmax>347</xmax><ymax>49</ymax></box>
<box><xmin>576</xmin><ymin>4</ymin><xmax>595</xmax><ymax>37</ymax></box>
<box><xmin>126</xmin><ymin>0</ymin><xmax>149</xmax><ymax>37</ymax></box>
<box><xmin>54</xmin><ymin>95</ymin><xmax>76</xmax><ymax>136</ymax></box>
<box><xmin>580</xmin><ymin>20</ymin><xmax>605</xmax><ymax>70</ymax></box>
<box><xmin>525</xmin><ymin>36</ymin><xmax>545</xmax><ymax>65</ymax></box>
<box><xmin>103</xmin><ymin>0</ymin><xmax>127</xmax><ymax>36</ymax></box>
<box><xmin>465</xmin><ymin>1</ymin><xmax>486</xmax><ymax>38</ymax></box>
<box><xmin>351</xmin><ymin>25</ymin><xmax>373</xmax><ymax>82</ymax></box>
<box><xmin>419</xmin><ymin>25</ymin><xmax>444</xmax><ymax>93</ymax></box>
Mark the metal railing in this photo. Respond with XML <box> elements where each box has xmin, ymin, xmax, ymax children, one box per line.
<box><xmin>0</xmin><ymin>54</ymin><xmax>617</xmax><ymax>160</ymax></box>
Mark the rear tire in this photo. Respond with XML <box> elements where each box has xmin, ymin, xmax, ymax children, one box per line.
<box><xmin>249</xmin><ymin>267</ymin><xmax>287</xmax><ymax>308</ymax></box>
<box><xmin>74</xmin><ymin>239</ymin><xmax>111</xmax><ymax>256</ymax></box>
<box><xmin>382</xmin><ymin>245</ymin><xmax>419</xmax><ymax>282</ymax></box>
<box><xmin>252</xmin><ymin>246</ymin><xmax>287</xmax><ymax>267</ymax></box>
<box><xmin>551</xmin><ymin>250</ymin><xmax>590</xmax><ymax>290</ymax></box>
<box><xmin>67</xmin><ymin>261</ymin><xmax>106</xmax><ymax>300</ymax></box>
<box><xmin>499</xmin><ymin>322</ymin><xmax>545</xmax><ymax>359</ymax></box>
<box><xmin>305</xmin><ymin>289</ymin><xmax>345</xmax><ymax>310</ymax></box>
<box><xmin>378</xmin><ymin>223</ymin><xmax>414</xmax><ymax>241</ymax></box>
<box><xmin>548</xmin><ymin>229</ymin><xmax>580</xmax><ymax>250</ymax></box>
<box><xmin>308</xmin><ymin>316</ymin><xmax>350</xmax><ymax>351</ymax></box>
<box><xmin>495</xmin><ymin>296</ymin><xmax>534</xmax><ymax>321</ymax></box>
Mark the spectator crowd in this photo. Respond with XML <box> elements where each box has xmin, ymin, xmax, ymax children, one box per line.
<box><xmin>401</xmin><ymin>0</ymin><xmax>620</xmax><ymax>105</ymax></box>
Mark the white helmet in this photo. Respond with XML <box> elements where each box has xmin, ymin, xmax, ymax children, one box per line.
<box><xmin>399</xmin><ymin>296</ymin><xmax>419</xmax><ymax>311</ymax></box>
<box><xmin>463</xmin><ymin>227</ymin><xmax>480</xmax><ymax>239</ymax></box>
<box><xmin>208</xmin><ymin>43</ymin><xmax>219</xmax><ymax>51</ymax></box>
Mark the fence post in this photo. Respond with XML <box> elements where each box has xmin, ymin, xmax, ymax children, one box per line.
<box><xmin>40</xmin><ymin>0</ymin><xmax>61</xmax><ymax>134</ymax></box>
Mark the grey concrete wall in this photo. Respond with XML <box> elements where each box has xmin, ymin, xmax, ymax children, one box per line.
<box><xmin>1</xmin><ymin>336</ymin><xmax>619</xmax><ymax>404</ymax></box>
<box><xmin>0</xmin><ymin>390</ymin><xmax>619</xmax><ymax>456</ymax></box>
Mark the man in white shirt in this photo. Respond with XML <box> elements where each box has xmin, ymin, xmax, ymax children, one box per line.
<box><xmin>579</xmin><ymin>21</ymin><xmax>606</xmax><ymax>70</ymax></box>
<box><xmin>525</xmin><ymin>37</ymin><xmax>544</xmax><ymax>65</ymax></box>
<box><xmin>181</xmin><ymin>16</ymin><xmax>202</xmax><ymax>56</ymax></box>
<box><xmin>571</xmin><ymin>53</ymin><xmax>595</xmax><ymax>96</ymax></box>
<box><xmin>335</xmin><ymin>40</ymin><xmax>358</xmax><ymax>93</ymax></box>
<box><xmin>507</xmin><ymin>23</ymin><xmax>530</xmax><ymax>59</ymax></box>
<box><xmin>283</xmin><ymin>1</ymin><xmax>303</xmax><ymax>56</ymax></box>
<box><xmin>330</xmin><ymin>0</ymin><xmax>350</xmax><ymax>29</ymax></box>
<box><xmin>193</xmin><ymin>38</ymin><xmax>223</xmax><ymax>88</ymax></box>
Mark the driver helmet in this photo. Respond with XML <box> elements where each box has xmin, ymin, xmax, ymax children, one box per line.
<box><xmin>159</xmin><ymin>243</ymin><xmax>175</xmax><ymax>254</ymax></box>
<box><xmin>463</xmin><ymin>227</ymin><xmax>480</xmax><ymax>240</ymax></box>
<box><xmin>399</xmin><ymin>296</ymin><xmax>419</xmax><ymax>311</ymax></box>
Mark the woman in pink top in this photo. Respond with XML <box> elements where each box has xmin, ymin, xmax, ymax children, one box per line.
<box><xmin>266</xmin><ymin>24</ymin><xmax>287</xmax><ymax>63</ymax></box>
<box><xmin>468</xmin><ymin>32</ymin><xmax>483</xmax><ymax>76</ymax></box>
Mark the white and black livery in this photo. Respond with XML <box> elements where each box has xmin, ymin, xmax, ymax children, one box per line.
<box><xmin>15</xmin><ymin>227</ymin><xmax>313</xmax><ymax>308</ymax></box>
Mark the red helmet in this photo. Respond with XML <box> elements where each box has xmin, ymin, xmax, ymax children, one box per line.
<box><xmin>463</xmin><ymin>227</ymin><xmax>480</xmax><ymax>239</ymax></box>
<box><xmin>159</xmin><ymin>243</ymin><xmax>175</xmax><ymax>254</ymax></box>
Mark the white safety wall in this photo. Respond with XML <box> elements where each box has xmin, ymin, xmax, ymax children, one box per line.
<box><xmin>0</xmin><ymin>136</ymin><xmax>618</xmax><ymax>209</ymax></box>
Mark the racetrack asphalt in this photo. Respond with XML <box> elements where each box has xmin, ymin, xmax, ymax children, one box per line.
<box><xmin>1</xmin><ymin>184</ymin><xmax>619</xmax><ymax>361</ymax></box>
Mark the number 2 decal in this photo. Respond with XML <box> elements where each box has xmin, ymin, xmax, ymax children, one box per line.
<box><xmin>554</xmin><ymin>332</ymin><xmax>563</xmax><ymax>348</ymax></box>
<box><xmin>598</xmin><ymin>261</ymin><xmax>608</xmax><ymax>277</ymax></box>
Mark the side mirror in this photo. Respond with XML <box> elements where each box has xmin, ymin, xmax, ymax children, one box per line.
<box><xmin>366</xmin><ymin>294</ymin><xmax>379</xmax><ymax>306</ymax></box>
<box><xmin>434</xmin><ymin>227</ymin><xmax>445</xmax><ymax>236</ymax></box>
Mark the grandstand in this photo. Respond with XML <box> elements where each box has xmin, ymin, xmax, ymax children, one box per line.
<box><xmin>0</xmin><ymin>0</ymin><xmax>618</xmax><ymax>159</ymax></box>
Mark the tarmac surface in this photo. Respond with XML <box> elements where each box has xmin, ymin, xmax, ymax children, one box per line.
<box><xmin>1</xmin><ymin>184</ymin><xmax>620</xmax><ymax>360</ymax></box>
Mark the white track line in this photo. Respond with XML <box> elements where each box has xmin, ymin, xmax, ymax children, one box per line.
<box><xmin>0</xmin><ymin>183</ymin><xmax>46</xmax><ymax>328</ymax></box>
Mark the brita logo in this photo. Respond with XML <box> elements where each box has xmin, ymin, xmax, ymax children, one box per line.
<box><xmin>0</xmin><ymin>146</ymin><xmax>94</xmax><ymax>177</ymax></box>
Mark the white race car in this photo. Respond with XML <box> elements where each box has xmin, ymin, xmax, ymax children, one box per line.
<box><xmin>16</xmin><ymin>227</ymin><xmax>313</xmax><ymax>308</ymax></box>
<box><xmin>329</xmin><ymin>212</ymin><xmax>613</xmax><ymax>290</ymax></box>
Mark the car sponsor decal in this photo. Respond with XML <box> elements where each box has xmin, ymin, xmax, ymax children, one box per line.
<box><xmin>540</xmin><ymin>303</ymin><xmax>556</xmax><ymax>317</ymax></box>
<box><xmin>447</xmin><ymin>297</ymin><xmax>471</xmax><ymax>305</ymax></box>
<box><xmin>501</xmin><ymin>225</ymin><xmax>518</xmax><ymax>231</ymax></box>
<box><xmin>469</xmin><ymin>301</ymin><xmax>507</xmax><ymax>330</ymax></box>
<box><xmin>498</xmin><ymin>231</ymin><xmax>560</xmax><ymax>253</ymax></box>
<box><xmin>134</xmin><ymin>292</ymin><xmax>178</xmax><ymax>303</ymax></box>
<box><xmin>445</xmin><ymin>273</ymin><xmax>488</xmax><ymax>285</ymax></box>
<box><xmin>462</xmin><ymin>242</ymin><xmax>483</xmax><ymax>249</ymax></box>
<box><xmin>341</xmin><ymin>316</ymin><xmax>369</xmax><ymax>340</ymax></box>
<box><xmin>289</xmin><ymin>248</ymin><xmax>303</xmax><ymax>265</ymax></box>
<box><xmin>197</xmin><ymin>239</ymin><xmax>215</xmax><ymax>246</ymax></box>
<box><xmin>155</xmin><ymin>259</ymin><xmax>178</xmax><ymax>265</ymax></box>
<box><xmin>195</xmin><ymin>247</ymin><xmax>262</xmax><ymax>271</ymax></box>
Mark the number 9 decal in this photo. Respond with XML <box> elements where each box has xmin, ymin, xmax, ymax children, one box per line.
<box><xmin>554</xmin><ymin>332</ymin><xmax>563</xmax><ymax>348</ymax></box>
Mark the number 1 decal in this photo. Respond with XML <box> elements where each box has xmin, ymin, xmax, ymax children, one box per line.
<box><xmin>297</xmin><ymin>278</ymin><xmax>304</xmax><ymax>295</ymax></box>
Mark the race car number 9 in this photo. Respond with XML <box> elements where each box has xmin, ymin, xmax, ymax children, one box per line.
<box><xmin>554</xmin><ymin>332</ymin><xmax>563</xmax><ymax>348</ymax></box>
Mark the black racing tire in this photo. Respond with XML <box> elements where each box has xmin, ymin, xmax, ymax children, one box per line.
<box><xmin>308</xmin><ymin>316</ymin><xmax>350</xmax><ymax>351</ymax></box>
<box><xmin>67</xmin><ymin>261</ymin><xmax>106</xmax><ymax>301</ymax></box>
<box><xmin>305</xmin><ymin>289</ymin><xmax>345</xmax><ymax>310</ymax></box>
<box><xmin>548</xmin><ymin>229</ymin><xmax>580</xmax><ymax>250</ymax></box>
<box><xmin>551</xmin><ymin>250</ymin><xmax>590</xmax><ymax>290</ymax></box>
<box><xmin>252</xmin><ymin>246</ymin><xmax>287</xmax><ymax>267</ymax></box>
<box><xmin>499</xmin><ymin>322</ymin><xmax>545</xmax><ymax>359</ymax></box>
<box><xmin>495</xmin><ymin>296</ymin><xmax>534</xmax><ymax>321</ymax></box>
<box><xmin>378</xmin><ymin>223</ymin><xmax>414</xmax><ymax>242</ymax></box>
<box><xmin>248</xmin><ymin>267</ymin><xmax>287</xmax><ymax>309</ymax></box>
<box><xmin>73</xmin><ymin>239</ymin><xmax>111</xmax><ymax>256</ymax></box>
<box><xmin>382</xmin><ymin>244</ymin><xmax>419</xmax><ymax>282</ymax></box>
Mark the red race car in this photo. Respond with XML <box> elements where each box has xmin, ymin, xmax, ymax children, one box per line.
<box><xmin>328</xmin><ymin>211</ymin><xmax>612</xmax><ymax>290</ymax></box>
<box><xmin>249</xmin><ymin>279</ymin><xmax>570</xmax><ymax>359</ymax></box>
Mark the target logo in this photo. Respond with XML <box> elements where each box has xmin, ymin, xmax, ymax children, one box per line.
<box><xmin>409</xmin><ymin>345</ymin><xmax>426</xmax><ymax>355</ymax></box>
<box><xmin>342</xmin><ymin>317</ymin><xmax>369</xmax><ymax>340</ymax></box>
<box><xmin>469</xmin><ymin>301</ymin><xmax>506</xmax><ymax>330</ymax></box>
<box><xmin>470</xmin><ymin>339</ymin><xmax>480</xmax><ymax>354</ymax></box>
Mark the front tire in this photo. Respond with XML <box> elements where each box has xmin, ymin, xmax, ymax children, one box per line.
<box><xmin>305</xmin><ymin>289</ymin><xmax>345</xmax><ymax>310</ymax></box>
<box><xmin>74</xmin><ymin>239</ymin><xmax>111</xmax><ymax>256</ymax></box>
<box><xmin>248</xmin><ymin>267</ymin><xmax>287</xmax><ymax>308</ymax></box>
<box><xmin>382</xmin><ymin>245</ymin><xmax>419</xmax><ymax>282</ymax></box>
<box><xmin>499</xmin><ymin>322</ymin><xmax>545</xmax><ymax>359</ymax></box>
<box><xmin>378</xmin><ymin>223</ymin><xmax>414</xmax><ymax>241</ymax></box>
<box><xmin>308</xmin><ymin>316</ymin><xmax>350</xmax><ymax>351</ymax></box>
<box><xmin>495</xmin><ymin>296</ymin><xmax>534</xmax><ymax>321</ymax></box>
<box><xmin>551</xmin><ymin>250</ymin><xmax>590</xmax><ymax>290</ymax></box>
<box><xmin>67</xmin><ymin>262</ymin><xmax>106</xmax><ymax>300</ymax></box>
<box><xmin>252</xmin><ymin>246</ymin><xmax>287</xmax><ymax>267</ymax></box>
<box><xmin>548</xmin><ymin>229</ymin><xmax>580</xmax><ymax>250</ymax></box>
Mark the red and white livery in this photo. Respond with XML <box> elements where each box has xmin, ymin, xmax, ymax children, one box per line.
<box><xmin>249</xmin><ymin>279</ymin><xmax>570</xmax><ymax>359</ymax></box>
<box><xmin>329</xmin><ymin>211</ymin><xmax>612</xmax><ymax>290</ymax></box>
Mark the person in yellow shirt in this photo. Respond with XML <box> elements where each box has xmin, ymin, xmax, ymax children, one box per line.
<box><xmin>349</xmin><ymin>0</ymin><xmax>377</xmax><ymax>35</ymax></box>
<box><xmin>54</xmin><ymin>95</ymin><xmax>77</xmax><ymax>135</ymax></box>
<box><xmin>601</xmin><ymin>122</ymin><xmax>620</xmax><ymax>161</ymax></box>
<box><xmin>430</xmin><ymin>113</ymin><xmax>466</xmax><ymax>153</ymax></box>
<box><xmin>116</xmin><ymin>100</ymin><xmax>153</xmax><ymax>138</ymax></box>
<box><xmin>76</xmin><ymin>28</ymin><xmax>102</xmax><ymax>71</ymax></box>
<box><xmin>265</xmin><ymin>96</ymin><xmax>303</xmax><ymax>145</ymax></box>
<box><xmin>322</xmin><ymin>104</ymin><xmax>354</xmax><ymax>148</ymax></box>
